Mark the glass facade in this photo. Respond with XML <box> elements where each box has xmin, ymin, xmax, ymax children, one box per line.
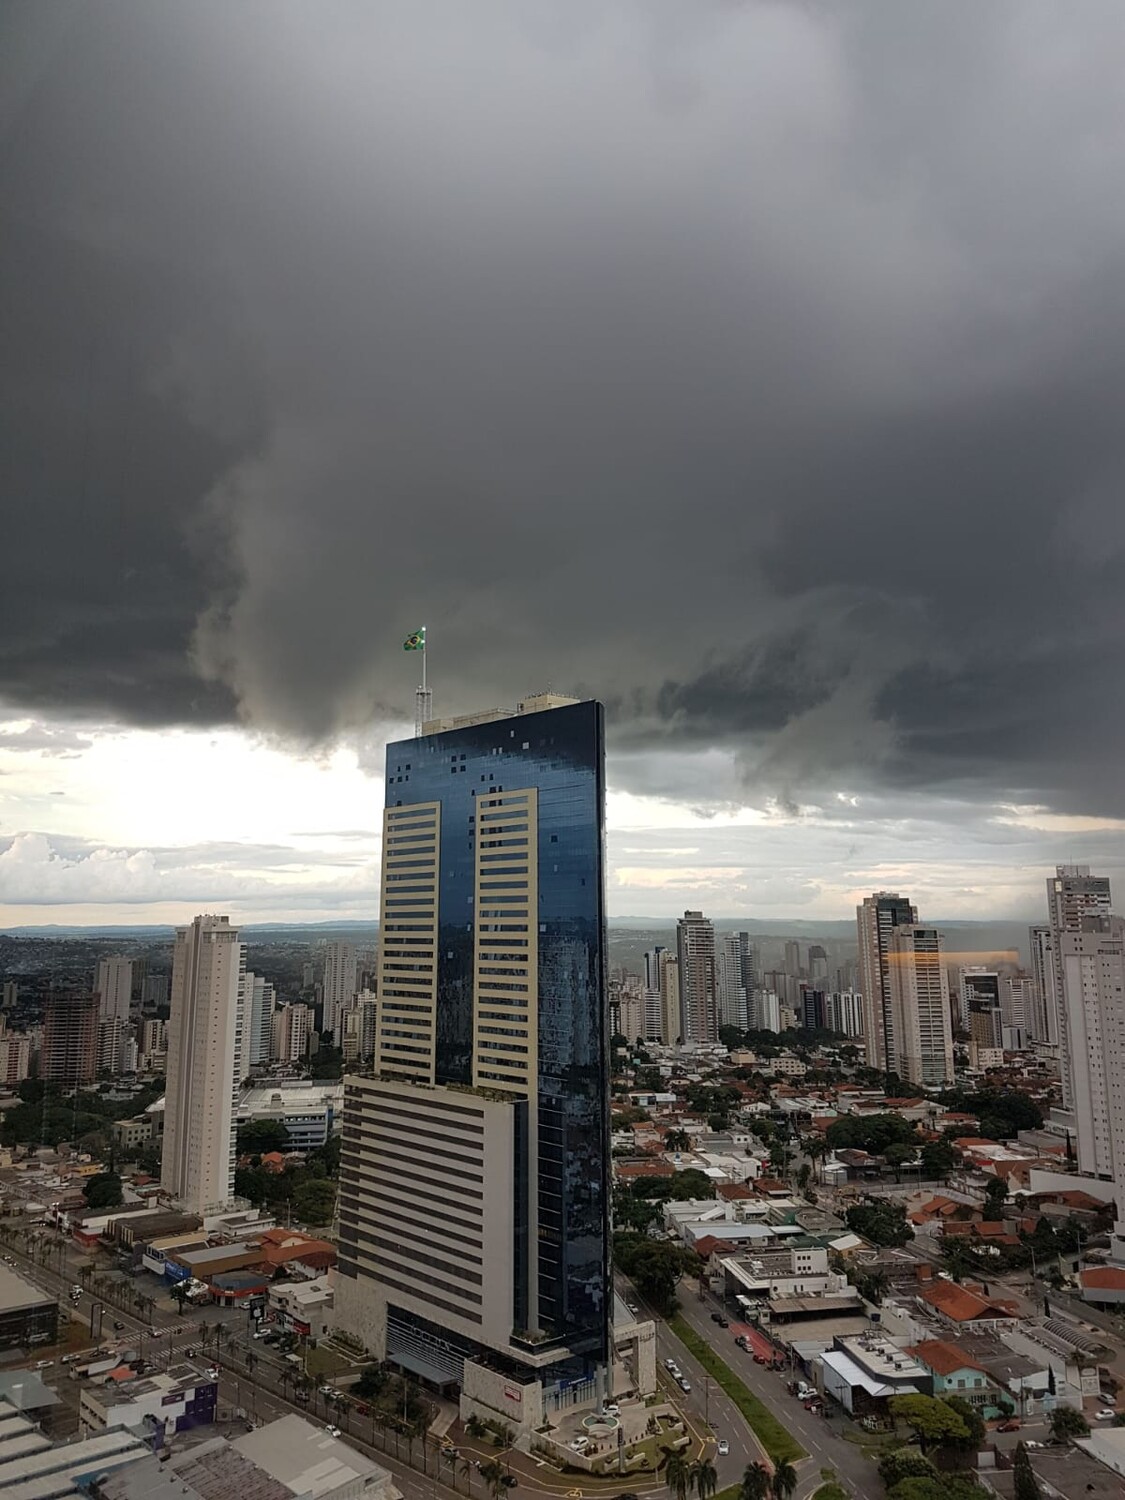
<box><xmin>383</xmin><ymin>698</ymin><xmax>610</xmax><ymax>1362</ymax></box>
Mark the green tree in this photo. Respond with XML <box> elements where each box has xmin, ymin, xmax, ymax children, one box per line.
<box><xmin>1012</xmin><ymin>1442</ymin><xmax>1041</xmax><ymax>1500</ymax></box>
<box><xmin>825</xmin><ymin>1112</ymin><xmax>917</xmax><ymax>1155</ymax></box>
<box><xmin>941</xmin><ymin>1395</ymin><xmax>985</xmax><ymax>1451</ymax></box>
<box><xmin>293</xmin><ymin>1177</ymin><xmax>336</xmax><ymax>1225</ymax></box>
<box><xmin>739</xmin><ymin>1463</ymin><xmax>772</xmax><ymax>1500</ymax></box>
<box><xmin>846</xmin><ymin>1199</ymin><xmax>912</xmax><ymax>1248</ymax></box>
<box><xmin>356</xmin><ymin>1363</ymin><xmax>390</xmax><ymax>1400</ymax></box>
<box><xmin>1048</xmin><ymin>1406</ymin><xmax>1089</xmax><ymax>1444</ymax></box>
<box><xmin>884</xmin><ymin>1142</ymin><xmax>917</xmax><ymax>1179</ymax></box>
<box><xmin>237</xmin><ymin>1119</ymin><xmax>290</xmax><ymax>1154</ymax></box>
<box><xmin>770</xmin><ymin>1459</ymin><xmax>797</xmax><ymax>1500</ymax></box>
<box><xmin>478</xmin><ymin>1460</ymin><xmax>506</xmax><ymax>1500</ymax></box>
<box><xmin>84</xmin><ymin>1171</ymin><xmax>123</xmax><ymax>1209</ymax></box>
<box><xmin>664</xmin><ymin>1129</ymin><xmax>692</xmax><ymax>1152</ymax></box>
<box><xmin>888</xmin><ymin>1395</ymin><xmax>970</xmax><ymax>1452</ymax></box>
<box><xmin>889</xmin><ymin>1480</ymin><xmax>991</xmax><ymax>1500</ymax></box>
<box><xmin>665</xmin><ymin>1450</ymin><xmax>691</xmax><ymax>1500</ymax></box>
<box><xmin>920</xmin><ymin>1139</ymin><xmax>956</xmax><ymax>1180</ymax></box>
<box><xmin>691</xmin><ymin>1458</ymin><xmax>718</xmax><ymax>1500</ymax></box>
<box><xmin>984</xmin><ymin>1177</ymin><xmax>1009</xmax><ymax>1216</ymax></box>
<box><xmin>878</xmin><ymin>1449</ymin><xmax>936</xmax><ymax>1489</ymax></box>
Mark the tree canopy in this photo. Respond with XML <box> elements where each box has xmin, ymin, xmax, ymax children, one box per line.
<box><xmin>888</xmin><ymin>1394</ymin><xmax>971</xmax><ymax>1452</ymax></box>
<box><xmin>846</xmin><ymin>1198</ymin><xmax>912</xmax><ymax>1247</ymax></box>
<box><xmin>84</xmin><ymin>1171</ymin><xmax>123</xmax><ymax>1209</ymax></box>
<box><xmin>825</xmin><ymin>1112</ymin><xmax>917</xmax><ymax>1155</ymax></box>
<box><xmin>237</xmin><ymin>1119</ymin><xmax>291</xmax><ymax>1154</ymax></box>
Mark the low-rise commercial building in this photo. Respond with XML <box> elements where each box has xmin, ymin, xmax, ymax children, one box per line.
<box><xmin>0</xmin><ymin>1264</ymin><xmax>57</xmax><ymax>1350</ymax></box>
<box><xmin>79</xmin><ymin>1362</ymin><xmax>217</xmax><ymax>1437</ymax></box>
<box><xmin>99</xmin><ymin>1417</ymin><xmax>399</xmax><ymax>1500</ymax></box>
<box><xmin>235</xmin><ymin>1081</ymin><xmax>343</xmax><ymax>1152</ymax></box>
<box><xmin>820</xmin><ymin>1333</ymin><xmax>931</xmax><ymax>1418</ymax></box>
<box><xmin>269</xmin><ymin>1273</ymin><xmax>334</xmax><ymax>1338</ymax></box>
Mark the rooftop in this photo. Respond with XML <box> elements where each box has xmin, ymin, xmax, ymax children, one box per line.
<box><xmin>232</xmin><ymin>1414</ymin><xmax>388</xmax><ymax>1499</ymax></box>
<box><xmin>0</xmin><ymin>1265</ymin><xmax>53</xmax><ymax>1315</ymax></box>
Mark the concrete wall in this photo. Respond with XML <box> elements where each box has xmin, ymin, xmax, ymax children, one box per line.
<box><xmin>460</xmin><ymin>1361</ymin><xmax>543</xmax><ymax>1440</ymax></box>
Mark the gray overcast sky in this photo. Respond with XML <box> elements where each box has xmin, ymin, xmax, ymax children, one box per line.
<box><xmin>4</xmin><ymin>1</ymin><xmax>1125</xmax><ymax>924</ymax></box>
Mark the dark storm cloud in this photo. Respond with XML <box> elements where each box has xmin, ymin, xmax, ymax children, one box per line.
<box><xmin>5</xmin><ymin>0</ymin><xmax>1125</xmax><ymax>816</ymax></box>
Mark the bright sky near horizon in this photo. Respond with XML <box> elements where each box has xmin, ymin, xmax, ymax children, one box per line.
<box><xmin>3</xmin><ymin>713</ymin><xmax>1124</xmax><ymax>928</ymax></box>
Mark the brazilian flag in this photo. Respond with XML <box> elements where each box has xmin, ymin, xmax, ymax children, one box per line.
<box><xmin>403</xmin><ymin>628</ymin><xmax>426</xmax><ymax>651</ymax></box>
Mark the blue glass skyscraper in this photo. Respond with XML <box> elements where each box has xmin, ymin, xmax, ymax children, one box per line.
<box><xmin>337</xmin><ymin>694</ymin><xmax>610</xmax><ymax>1411</ymax></box>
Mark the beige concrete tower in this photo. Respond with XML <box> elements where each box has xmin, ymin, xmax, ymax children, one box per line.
<box><xmin>161</xmin><ymin>915</ymin><xmax>244</xmax><ymax>1214</ymax></box>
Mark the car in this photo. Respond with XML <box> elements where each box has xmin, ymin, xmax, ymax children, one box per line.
<box><xmin>33</xmin><ymin>1360</ymin><xmax>53</xmax><ymax>1370</ymax></box>
<box><xmin>997</xmin><ymin>1420</ymin><xmax>1020</xmax><ymax>1433</ymax></box>
<box><xmin>71</xmin><ymin>1285</ymin><xmax>82</xmax><ymax>1295</ymax></box>
<box><xmin>501</xmin><ymin>1478</ymin><xmax>517</xmax><ymax>1490</ymax></box>
<box><xmin>113</xmin><ymin>1322</ymin><xmax>125</xmax><ymax>1332</ymax></box>
<box><xmin>1096</xmin><ymin>1409</ymin><xmax>1117</xmax><ymax>1421</ymax></box>
<box><xmin>325</xmin><ymin>1425</ymin><xmax>341</xmax><ymax>1437</ymax></box>
<box><xmin>1024</xmin><ymin>1441</ymin><xmax>1043</xmax><ymax>1450</ymax></box>
<box><xmin>717</xmin><ymin>1439</ymin><xmax>729</xmax><ymax>1457</ymax></box>
<box><xmin>319</xmin><ymin>1385</ymin><xmax>335</xmax><ymax>1396</ymax></box>
<box><xmin>664</xmin><ymin>1358</ymin><xmax>677</xmax><ymax>1369</ymax></box>
<box><xmin>678</xmin><ymin>1379</ymin><xmax>691</xmax><ymax>1393</ymax></box>
<box><xmin>626</xmin><ymin>1303</ymin><xmax>638</xmax><ymax>1316</ymax></box>
<box><xmin>253</xmin><ymin>1330</ymin><xmax>266</xmax><ymax>1339</ymax></box>
<box><xmin>208</xmin><ymin>1368</ymin><xmax>220</xmax><ymax>1381</ymax></box>
<box><xmin>568</xmin><ymin>1438</ymin><xmax>588</xmax><ymax>1452</ymax></box>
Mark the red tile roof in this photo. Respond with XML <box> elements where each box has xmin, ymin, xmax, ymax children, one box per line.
<box><xmin>917</xmin><ymin>1279</ymin><xmax>1015</xmax><ymax>1324</ymax></box>
<box><xmin>1080</xmin><ymin>1267</ymin><xmax>1125</xmax><ymax>1291</ymax></box>
<box><xmin>617</xmin><ymin>1161</ymin><xmax>675</xmax><ymax>1179</ymax></box>
<box><xmin>716</xmin><ymin>1183</ymin><xmax>754</xmax><ymax>1201</ymax></box>
<box><xmin>906</xmin><ymin>1339</ymin><xmax>989</xmax><ymax>1378</ymax></box>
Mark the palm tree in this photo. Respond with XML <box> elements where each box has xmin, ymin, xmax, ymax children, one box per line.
<box><xmin>465</xmin><ymin>1415</ymin><xmax>487</xmax><ymax>1440</ymax></box>
<box><xmin>739</xmin><ymin>1464</ymin><xmax>771</xmax><ymax>1500</ymax></box>
<box><xmin>459</xmin><ymin>1458</ymin><xmax>474</xmax><ymax>1496</ymax></box>
<box><xmin>665</xmin><ymin>1449</ymin><xmax>691</xmax><ymax>1500</ymax></box>
<box><xmin>691</xmin><ymin>1458</ymin><xmax>718</xmax><ymax>1500</ymax></box>
<box><xmin>479</xmin><ymin>1460</ymin><xmax>506</xmax><ymax>1500</ymax></box>
<box><xmin>665</xmin><ymin>1129</ymin><xmax>692</xmax><ymax>1153</ymax></box>
<box><xmin>770</xmin><ymin>1461</ymin><xmax>797</xmax><ymax>1500</ymax></box>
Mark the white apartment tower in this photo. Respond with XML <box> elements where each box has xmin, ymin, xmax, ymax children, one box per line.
<box><xmin>888</xmin><ymin>926</ymin><xmax>954</xmax><ymax>1087</ymax></box>
<box><xmin>323</xmin><ymin>942</ymin><xmax>358</xmax><ymax>1046</ymax></box>
<box><xmin>716</xmin><ymin>932</ymin><xmax>754</xmax><ymax>1032</ymax></box>
<box><xmin>95</xmin><ymin>956</ymin><xmax>133</xmax><ymax>1025</ymax></box>
<box><xmin>1047</xmin><ymin>866</ymin><xmax>1111</xmax><ymax>1109</ymax></box>
<box><xmin>856</xmin><ymin>892</ymin><xmax>918</xmax><ymax>1072</ymax></box>
<box><xmin>676</xmin><ymin>911</ymin><xmax>718</xmax><ymax>1044</ymax></box>
<box><xmin>161</xmin><ymin>915</ymin><xmax>245</xmax><ymax>1214</ymax></box>
<box><xmin>1029</xmin><ymin>925</ymin><xmax>1058</xmax><ymax>1043</ymax></box>
<box><xmin>244</xmin><ymin>971</ymin><xmax>276</xmax><ymax>1069</ymax></box>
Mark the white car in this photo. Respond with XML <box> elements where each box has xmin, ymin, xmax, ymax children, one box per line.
<box><xmin>568</xmin><ymin>1438</ymin><xmax>588</xmax><ymax>1452</ymax></box>
<box><xmin>325</xmin><ymin>1425</ymin><xmax>341</xmax><ymax>1438</ymax></box>
<box><xmin>678</xmin><ymin>1378</ymin><xmax>691</xmax><ymax>1393</ymax></box>
<box><xmin>717</xmin><ymin>1439</ymin><xmax>729</xmax><ymax>1457</ymax></box>
<box><xmin>664</xmin><ymin>1358</ymin><xmax>677</xmax><ymax>1369</ymax></box>
<box><xmin>604</xmin><ymin>1404</ymin><xmax>619</xmax><ymax>1417</ymax></box>
<box><xmin>1096</xmin><ymin>1408</ymin><xmax>1117</xmax><ymax>1421</ymax></box>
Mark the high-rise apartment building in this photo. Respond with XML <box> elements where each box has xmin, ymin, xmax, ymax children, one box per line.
<box><xmin>161</xmin><ymin>915</ymin><xmax>245</xmax><ymax>1215</ymax></box>
<box><xmin>676</xmin><ymin>911</ymin><xmax>717</xmax><ymax>1044</ymax></box>
<box><xmin>0</xmin><ymin>1033</ymin><xmax>30</xmax><ymax>1085</ymax></box>
<box><xmin>657</xmin><ymin>951</ymin><xmax>680</xmax><ymax>1045</ymax></box>
<box><xmin>1046</xmin><ymin>866</ymin><xmax>1112</xmax><ymax>1108</ymax></box>
<box><xmin>1</xmin><ymin>982</ymin><xmax>17</xmax><ymax>1010</ymax></box>
<box><xmin>716</xmin><ymin>932</ymin><xmax>755</xmax><ymax>1032</ymax></box>
<box><xmin>807</xmin><ymin>945</ymin><xmax>828</xmax><ymax>984</ymax></box>
<box><xmin>826</xmin><ymin>990</ymin><xmax>864</xmax><ymax>1039</ymax></box>
<box><xmin>888</xmin><ymin>926</ymin><xmax>953</xmax><ymax>1086</ymax></box>
<box><xmin>783</xmin><ymin>940</ymin><xmax>802</xmax><ymax>978</ymax></box>
<box><xmin>1057</xmin><ymin>915</ymin><xmax>1125</xmax><ymax>1182</ymax></box>
<box><xmin>959</xmin><ymin>967</ymin><xmax>1001</xmax><ymax>1042</ymax></box>
<box><xmin>336</xmin><ymin>695</ymin><xmax>609</xmax><ymax>1412</ymax></box>
<box><xmin>94</xmin><ymin>956</ymin><xmax>133</xmax><ymax>1025</ymax></box>
<box><xmin>323</xmin><ymin>942</ymin><xmax>357</xmax><ymax>1047</ymax></box>
<box><xmin>270</xmin><ymin>1003</ymin><xmax>312</xmax><ymax>1062</ymax></box>
<box><xmin>41</xmin><ymin>993</ymin><xmax>99</xmax><ymax>1085</ymax></box>
<box><xmin>244</xmin><ymin>972</ymin><xmax>275</xmax><ymax>1069</ymax></box>
<box><xmin>856</xmin><ymin>892</ymin><xmax>918</xmax><ymax>1072</ymax></box>
<box><xmin>999</xmin><ymin>971</ymin><xmax>1034</xmax><ymax>1050</ymax></box>
<box><xmin>1028</xmin><ymin>925</ymin><xmax>1057</xmax><ymax>1043</ymax></box>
